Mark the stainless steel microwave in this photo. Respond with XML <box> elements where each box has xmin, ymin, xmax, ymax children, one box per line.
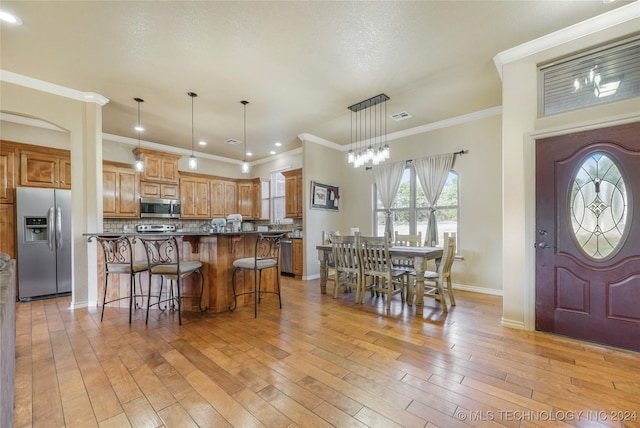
<box><xmin>140</xmin><ymin>198</ymin><xmax>181</xmax><ymax>218</ymax></box>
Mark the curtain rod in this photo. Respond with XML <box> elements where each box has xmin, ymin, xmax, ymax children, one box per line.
<box><xmin>365</xmin><ymin>149</ymin><xmax>468</xmax><ymax>170</ymax></box>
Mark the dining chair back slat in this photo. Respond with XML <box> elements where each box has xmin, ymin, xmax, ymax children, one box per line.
<box><xmin>358</xmin><ymin>235</ymin><xmax>405</xmax><ymax>310</ymax></box>
<box><xmin>330</xmin><ymin>234</ymin><xmax>360</xmax><ymax>300</ymax></box>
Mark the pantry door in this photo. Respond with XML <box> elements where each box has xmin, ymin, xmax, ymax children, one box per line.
<box><xmin>535</xmin><ymin>122</ymin><xmax>640</xmax><ymax>351</ymax></box>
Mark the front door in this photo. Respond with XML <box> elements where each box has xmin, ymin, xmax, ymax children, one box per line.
<box><xmin>535</xmin><ymin>122</ymin><xmax>640</xmax><ymax>351</ymax></box>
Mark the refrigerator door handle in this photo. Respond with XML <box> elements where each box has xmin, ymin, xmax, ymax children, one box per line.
<box><xmin>56</xmin><ymin>207</ymin><xmax>63</xmax><ymax>250</ymax></box>
<box><xmin>48</xmin><ymin>206</ymin><xmax>55</xmax><ymax>251</ymax></box>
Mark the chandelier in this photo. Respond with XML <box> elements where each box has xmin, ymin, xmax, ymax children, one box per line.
<box><xmin>347</xmin><ymin>93</ymin><xmax>390</xmax><ymax>168</ymax></box>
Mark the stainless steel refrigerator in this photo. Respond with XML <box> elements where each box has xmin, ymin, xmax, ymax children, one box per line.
<box><xmin>16</xmin><ymin>187</ymin><xmax>72</xmax><ymax>300</ymax></box>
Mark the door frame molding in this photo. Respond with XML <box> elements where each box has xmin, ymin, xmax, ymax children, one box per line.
<box><xmin>520</xmin><ymin>114</ymin><xmax>640</xmax><ymax>331</ymax></box>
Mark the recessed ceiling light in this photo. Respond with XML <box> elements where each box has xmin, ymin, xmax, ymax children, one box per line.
<box><xmin>199</xmin><ymin>140</ymin><xmax>207</xmax><ymax>146</ymax></box>
<box><xmin>275</xmin><ymin>142</ymin><xmax>282</xmax><ymax>147</ymax></box>
<box><xmin>134</xmin><ymin>125</ymin><xmax>144</xmax><ymax>132</ymax></box>
<box><xmin>270</xmin><ymin>151</ymin><xmax>276</xmax><ymax>155</ymax></box>
<box><xmin>0</xmin><ymin>10</ymin><xmax>23</xmax><ymax>25</ymax></box>
<box><xmin>246</xmin><ymin>151</ymin><xmax>253</xmax><ymax>156</ymax></box>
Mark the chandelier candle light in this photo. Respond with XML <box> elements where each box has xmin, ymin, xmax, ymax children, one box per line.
<box><xmin>347</xmin><ymin>93</ymin><xmax>390</xmax><ymax>168</ymax></box>
<box><xmin>241</xmin><ymin>100</ymin><xmax>250</xmax><ymax>174</ymax></box>
<box><xmin>134</xmin><ymin>97</ymin><xmax>144</xmax><ymax>172</ymax></box>
<box><xmin>188</xmin><ymin>92</ymin><xmax>198</xmax><ymax>170</ymax></box>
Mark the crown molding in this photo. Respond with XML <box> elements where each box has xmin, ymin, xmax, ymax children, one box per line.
<box><xmin>0</xmin><ymin>69</ymin><xmax>110</xmax><ymax>106</ymax></box>
<box><xmin>493</xmin><ymin>1</ymin><xmax>640</xmax><ymax>79</ymax></box>
<box><xmin>301</xmin><ymin>106</ymin><xmax>502</xmax><ymax>152</ymax></box>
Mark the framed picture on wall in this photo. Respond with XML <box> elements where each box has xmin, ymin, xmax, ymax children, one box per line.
<box><xmin>311</xmin><ymin>181</ymin><xmax>339</xmax><ymax>211</ymax></box>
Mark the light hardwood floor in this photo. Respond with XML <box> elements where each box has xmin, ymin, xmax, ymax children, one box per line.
<box><xmin>13</xmin><ymin>276</ymin><xmax>640</xmax><ymax>428</ymax></box>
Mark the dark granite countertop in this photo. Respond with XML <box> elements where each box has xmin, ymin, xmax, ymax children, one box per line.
<box><xmin>83</xmin><ymin>230</ymin><xmax>293</xmax><ymax>238</ymax></box>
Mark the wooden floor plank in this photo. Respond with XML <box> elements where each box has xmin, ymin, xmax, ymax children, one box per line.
<box><xmin>13</xmin><ymin>277</ymin><xmax>640</xmax><ymax>428</ymax></box>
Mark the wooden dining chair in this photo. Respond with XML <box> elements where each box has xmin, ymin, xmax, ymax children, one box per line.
<box><xmin>392</xmin><ymin>231</ymin><xmax>423</xmax><ymax>303</ymax></box>
<box><xmin>410</xmin><ymin>232</ymin><xmax>456</xmax><ymax>312</ymax></box>
<box><xmin>330</xmin><ymin>234</ymin><xmax>360</xmax><ymax>301</ymax></box>
<box><xmin>322</xmin><ymin>230</ymin><xmax>337</xmax><ymax>290</ymax></box>
<box><xmin>394</xmin><ymin>231</ymin><xmax>423</xmax><ymax>247</ymax></box>
<box><xmin>358</xmin><ymin>235</ymin><xmax>406</xmax><ymax>311</ymax></box>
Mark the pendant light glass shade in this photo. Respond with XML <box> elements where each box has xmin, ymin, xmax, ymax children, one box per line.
<box><xmin>134</xmin><ymin>97</ymin><xmax>144</xmax><ymax>172</ymax></box>
<box><xmin>188</xmin><ymin>92</ymin><xmax>198</xmax><ymax>170</ymax></box>
<box><xmin>241</xmin><ymin>100</ymin><xmax>250</xmax><ymax>174</ymax></box>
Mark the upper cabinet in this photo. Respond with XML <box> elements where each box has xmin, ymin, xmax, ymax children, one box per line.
<box><xmin>133</xmin><ymin>148</ymin><xmax>181</xmax><ymax>199</ymax></box>
<box><xmin>253</xmin><ymin>178</ymin><xmax>270</xmax><ymax>221</ymax></box>
<box><xmin>0</xmin><ymin>144</ymin><xmax>17</xmax><ymax>204</ymax></box>
<box><xmin>20</xmin><ymin>148</ymin><xmax>71</xmax><ymax>189</ymax></box>
<box><xmin>209</xmin><ymin>178</ymin><xmax>237</xmax><ymax>218</ymax></box>
<box><xmin>282</xmin><ymin>168</ymin><xmax>303</xmax><ymax>218</ymax></box>
<box><xmin>180</xmin><ymin>173</ymin><xmax>210</xmax><ymax>219</ymax></box>
<box><xmin>133</xmin><ymin>148</ymin><xmax>180</xmax><ymax>184</ymax></box>
<box><xmin>103</xmin><ymin>161</ymin><xmax>139</xmax><ymax>218</ymax></box>
<box><xmin>237</xmin><ymin>180</ymin><xmax>253</xmax><ymax>219</ymax></box>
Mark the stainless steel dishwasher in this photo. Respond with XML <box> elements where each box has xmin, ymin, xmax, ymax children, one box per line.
<box><xmin>280</xmin><ymin>238</ymin><xmax>293</xmax><ymax>275</ymax></box>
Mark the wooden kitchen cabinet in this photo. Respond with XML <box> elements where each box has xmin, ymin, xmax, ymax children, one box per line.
<box><xmin>139</xmin><ymin>181</ymin><xmax>179</xmax><ymax>199</ymax></box>
<box><xmin>103</xmin><ymin>161</ymin><xmax>139</xmax><ymax>218</ymax></box>
<box><xmin>282</xmin><ymin>168</ymin><xmax>303</xmax><ymax>218</ymax></box>
<box><xmin>0</xmin><ymin>145</ymin><xmax>16</xmax><ymax>204</ymax></box>
<box><xmin>133</xmin><ymin>148</ymin><xmax>180</xmax><ymax>184</ymax></box>
<box><xmin>20</xmin><ymin>148</ymin><xmax>71</xmax><ymax>189</ymax></box>
<box><xmin>209</xmin><ymin>178</ymin><xmax>237</xmax><ymax>218</ymax></box>
<box><xmin>180</xmin><ymin>173</ymin><xmax>210</xmax><ymax>219</ymax></box>
<box><xmin>292</xmin><ymin>238</ymin><xmax>303</xmax><ymax>277</ymax></box>
<box><xmin>0</xmin><ymin>204</ymin><xmax>15</xmax><ymax>259</ymax></box>
<box><xmin>238</xmin><ymin>180</ymin><xmax>253</xmax><ymax>219</ymax></box>
<box><xmin>134</xmin><ymin>148</ymin><xmax>180</xmax><ymax>200</ymax></box>
<box><xmin>253</xmin><ymin>178</ymin><xmax>269</xmax><ymax>220</ymax></box>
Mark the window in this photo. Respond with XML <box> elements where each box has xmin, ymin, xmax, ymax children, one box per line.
<box><xmin>270</xmin><ymin>171</ymin><xmax>293</xmax><ymax>224</ymax></box>
<box><xmin>539</xmin><ymin>38</ymin><xmax>640</xmax><ymax>117</ymax></box>
<box><xmin>374</xmin><ymin>166</ymin><xmax>459</xmax><ymax>248</ymax></box>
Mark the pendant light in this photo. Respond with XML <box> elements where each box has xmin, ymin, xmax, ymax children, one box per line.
<box><xmin>133</xmin><ymin>97</ymin><xmax>144</xmax><ymax>172</ymax></box>
<box><xmin>187</xmin><ymin>92</ymin><xmax>198</xmax><ymax>170</ymax></box>
<box><xmin>347</xmin><ymin>93</ymin><xmax>390</xmax><ymax>168</ymax></box>
<box><xmin>241</xmin><ymin>100</ymin><xmax>250</xmax><ymax>174</ymax></box>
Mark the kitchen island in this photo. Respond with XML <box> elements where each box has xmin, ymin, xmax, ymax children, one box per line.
<box><xmin>85</xmin><ymin>231</ymin><xmax>290</xmax><ymax>315</ymax></box>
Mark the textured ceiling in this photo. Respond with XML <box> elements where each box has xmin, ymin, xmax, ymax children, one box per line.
<box><xmin>0</xmin><ymin>1</ymin><xmax>632</xmax><ymax>162</ymax></box>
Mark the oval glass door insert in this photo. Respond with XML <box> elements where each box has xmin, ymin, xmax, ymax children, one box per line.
<box><xmin>570</xmin><ymin>152</ymin><xmax>628</xmax><ymax>259</ymax></box>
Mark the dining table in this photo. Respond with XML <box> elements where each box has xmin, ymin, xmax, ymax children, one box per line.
<box><xmin>316</xmin><ymin>244</ymin><xmax>444</xmax><ymax>315</ymax></box>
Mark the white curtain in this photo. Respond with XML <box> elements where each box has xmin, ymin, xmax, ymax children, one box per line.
<box><xmin>373</xmin><ymin>161</ymin><xmax>405</xmax><ymax>241</ymax></box>
<box><xmin>414</xmin><ymin>153</ymin><xmax>454</xmax><ymax>246</ymax></box>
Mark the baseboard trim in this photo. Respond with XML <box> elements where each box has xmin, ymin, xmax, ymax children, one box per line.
<box><xmin>501</xmin><ymin>317</ymin><xmax>527</xmax><ymax>330</ymax></box>
<box><xmin>72</xmin><ymin>300</ymin><xmax>90</xmax><ymax>309</ymax></box>
<box><xmin>452</xmin><ymin>283</ymin><xmax>503</xmax><ymax>296</ymax></box>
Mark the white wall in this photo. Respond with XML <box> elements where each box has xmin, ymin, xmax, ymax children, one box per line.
<box><xmin>0</xmin><ymin>120</ymin><xmax>70</xmax><ymax>149</ymax></box>
<box><xmin>301</xmin><ymin>140</ymin><xmax>346</xmax><ymax>279</ymax></box>
<box><xmin>327</xmin><ymin>112</ymin><xmax>503</xmax><ymax>292</ymax></box>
